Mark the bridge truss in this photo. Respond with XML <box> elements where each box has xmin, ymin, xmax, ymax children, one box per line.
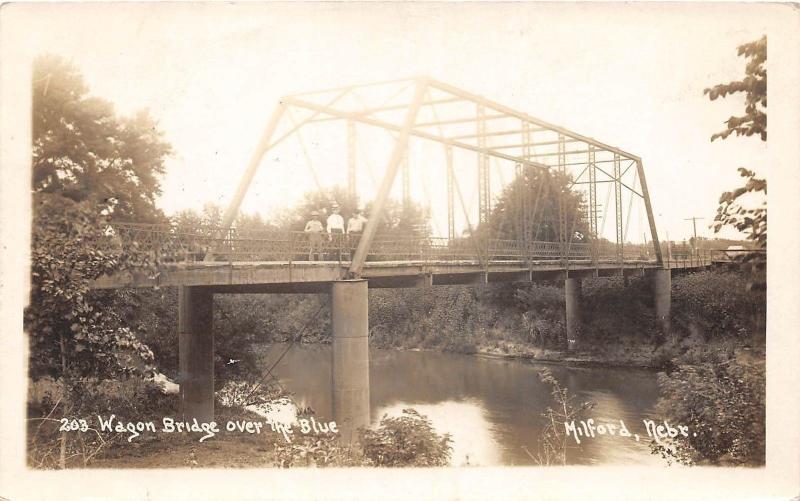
<box><xmin>211</xmin><ymin>76</ymin><xmax>663</xmax><ymax>277</ymax></box>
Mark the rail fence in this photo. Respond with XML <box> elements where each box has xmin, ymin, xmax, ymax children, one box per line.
<box><xmin>104</xmin><ymin>222</ymin><xmax>728</xmax><ymax>267</ymax></box>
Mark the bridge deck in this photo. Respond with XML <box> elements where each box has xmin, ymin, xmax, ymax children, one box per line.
<box><xmin>92</xmin><ymin>258</ymin><xmax>711</xmax><ymax>293</ymax></box>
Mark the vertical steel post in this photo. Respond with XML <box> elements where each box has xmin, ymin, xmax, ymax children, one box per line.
<box><xmin>348</xmin><ymin>79</ymin><xmax>428</xmax><ymax>277</ymax></box>
<box><xmin>614</xmin><ymin>153</ymin><xmax>623</xmax><ymax>266</ymax></box>
<box><xmin>522</xmin><ymin>122</ymin><xmax>531</xmax><ymax>264</ymax></box>
<box><xmin>347</xmin><ymin>119</ymin><xmax>356</xmax><ymax>203</ymax></box>
<box><xmin>446</xmin><ymin>145</ymin><xmax>455</xmax><ymax>241</ymax></box>
<box><xmin>557</xmin><ymin>134</ymin><xmax>567</xmax><ymax>263</ymax></box>
<box><xmin>477</xmin><ymin>104</ymin><xmax>490</xmax><ymax>224</ymax></box>
<box><xmin>588</xmin><ymin>146</ymin><xmax>598</xmax><ymax>265</ymax></box>
<box><xmin>515</xmin><ymin>162</ymin><xmax>524</xmax><ymax>233</ymax></box>
<box><xmin>402</xmin><ymin>148</ymin><xmax>410</xmax><ymax>210</ymax></box>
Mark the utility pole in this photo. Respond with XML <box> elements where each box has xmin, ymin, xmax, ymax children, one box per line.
<box><xmin>685</xmin><ymin>216</ymin><xmax>705</xmax><ymax>256</ymax></box>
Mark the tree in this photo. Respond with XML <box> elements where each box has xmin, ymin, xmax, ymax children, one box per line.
<box><xmin>28</xmin><ymin>55</ymin><xmax>172</xmax><ymax>379</ymax></box>
<box><xmin>485</xmin><ymin>167</ymin><xmax>588</xmax><ymax>242</ymax></box>
<box><xmin>704</xmin><ymin>36</ymin><xmax>766</xmax><ymax>248</ymax></box>
<box><xmin>32</xmin><ymin>54</ymin><xmax>171</xmax><ymax>222</ymax></box>
<box><xmin>271</xmin><ymin>185</ymin><xmax>429</xmax><ymax>237</ymax></box>
<box><xmin>26</xmin><ymin>195</ymin><xmax>157</xmax><ymax>380</ymax></box>
<box><xmin>27</xmin><ymin>57</ymin><xmax>173</xmax><ymax>468</ymax></box>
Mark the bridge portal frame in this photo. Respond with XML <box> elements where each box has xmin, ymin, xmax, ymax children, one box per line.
<box><xmin>212</xmin><ymin>76</ymin><xmax>664</xmax><ymax>276</ymax></box>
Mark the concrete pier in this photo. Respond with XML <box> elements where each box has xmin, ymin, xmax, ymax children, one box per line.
<box><xmin>565</xmin><ymin>278</ymin><xmax>582</xmax><ymax>350</ymax></box>
<box><xmin>330</xmin><ymin>280</ymin><xmax>370</xmax><ymax>442</ymax></box>
<box><xmin>653</xmin><ymin>269</ymin><xmax>672</xmax><ymax>334</ymax></box>
<box><xmin>178</xmin><ymin>286</ymin><xmax>215</xmax><ymax>422</ymax></box>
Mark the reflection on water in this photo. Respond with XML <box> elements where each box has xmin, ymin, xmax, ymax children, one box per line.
<box><xmin>264</xmin><ymin>344</ymin><xmax>664</xmax><ymax>466</ymax></box>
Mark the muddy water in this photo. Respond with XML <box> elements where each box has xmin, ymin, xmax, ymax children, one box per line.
<box><xmin>262</xmin><ymin>344</ymin><xmax>664</xmax><ymax>466</ymax></box>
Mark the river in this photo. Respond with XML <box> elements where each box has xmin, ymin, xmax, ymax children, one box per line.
<box><xmin>261</xmin><ymin>343</ymin><xmax>665</xmax><ymax>467</ymax></box>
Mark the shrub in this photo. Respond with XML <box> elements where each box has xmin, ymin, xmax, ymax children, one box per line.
<box><xmin>526</xmin><ymin>369</ymin><xmax>594</xmax><ymax>465</ymax></box>
<box><xmin>671</xmin><ymin>270</ymin><xmax>765</xmax><ymax>340</ymax></box>
<box><xmin>273</xmin><ymin>435</ymin><xmax>366</xmax><ymax>468</ymax></box>
<box><xmin>215</xmin><ymin>379</ymin><xmax>286</xmax><ymax>409</ymax></box>
<box><xmin>360</xmin><ymin>409</ymin><xmax>452</xmax><ymax>467</ymax></box>
<box><xmin>27</xmin><ymin>377</ymin><xmax>176</xmax><ymax>469</ymax></box>
<box><xmin>652</xmin><ymin>353</ymin><xmax>765</xmax><ymax>465</ymax></box>
<box><xmin>113</xmin><ymin>288</ymin><xmax>179</xmax><ymax>378</ymax></box>
<box><xmin>580</xmin><ymin>276</ymin><xmax>657</xmax><ymax>344</ymax></box>
<box><xmin>26</xmin><ymin>194</ymin><xmax>158</xmax><ymax>381</ymax></box>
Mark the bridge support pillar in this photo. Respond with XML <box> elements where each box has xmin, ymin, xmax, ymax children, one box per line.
<box><xmin>652</xmin><ymin>269</ymin><xmax>672</xmax><ymax>334</ymax></box>
<box><xmin>565</xmin><ymin>278</ymin><xmax>582</xmax><ymax>350</ymax></box>
<box><xmin>178</xmin><ymin>286</ymin><xmax>214</xmax><ymax>423</ymax></box>
<box><xmin>331</xmin><ymin>280</ymin><xmax>370</xmax><ymax>443</ymax></box>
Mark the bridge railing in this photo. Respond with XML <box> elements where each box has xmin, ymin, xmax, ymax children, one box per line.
<box><xmin>104</xmin><ymin>222</ymin><xmax>667</xmax><ymax>266</ymax></box>
<box><xmin>663</xmin><ymin>249</ymin><xmax>715</xmax><ymax>269</ymax></box>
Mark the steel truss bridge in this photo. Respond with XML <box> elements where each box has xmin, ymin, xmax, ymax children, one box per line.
<box><xmin>88</xmin><ymin>77</ymin><xmax>718</xmax><ymax>429</ymax></box>
<box><xmin>93</xmin><ymin>76</ymin><xmax>712</xmax><ymax>291</ymax></box>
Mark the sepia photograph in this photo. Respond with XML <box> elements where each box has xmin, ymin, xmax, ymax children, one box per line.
<box><xmin>1</xmin><ymin>2</ymin><xmax>798</xmax><ymax>500</ymax></box>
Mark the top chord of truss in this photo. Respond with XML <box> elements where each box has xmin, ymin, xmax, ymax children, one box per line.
<box><xmin>281</xmin><ymin>76</ymin><xmax>641</xmax><ymax>171</ymax></box>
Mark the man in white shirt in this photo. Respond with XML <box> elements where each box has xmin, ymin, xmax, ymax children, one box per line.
<box><xmin>346</xmin><ymin>208</ymin><xmax>367</xmax><ymax>235</ymax></box>
<box><xmin>326</xmin><ymin>203</ymin><xmax>345</xmax><ymax>260</ymax></box>
<box><xmin>326</xmin><ymin>203</ymin><xmax>344</xmax><ymax>235</ymax></box>
<box><xmin>304</xmin><ymin>210</ymin><xmax>324</xmax><ymax>260</ymax></box>
<box><xmin>346</xmin><ymin>208</ymin><xmax>368</xmax><ymax>261</ymax></box>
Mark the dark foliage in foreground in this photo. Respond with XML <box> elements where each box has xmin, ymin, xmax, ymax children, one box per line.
<box><xmin>360</xmin><ymin>409</ymin><xmax>453</xmax><ymax>467</ymax></box>
<box><xmin>652</xmin><ymin>353</ymin><xmax>765</xmax><ymax>466</ymax></box>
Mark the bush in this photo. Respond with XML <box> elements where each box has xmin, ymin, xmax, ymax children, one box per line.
<box><xmin>27</xmin><ymin>377</ymin><xmax>176</xmax><ymax>469</ymax></box>
<box><xmin>360</xmin><ymin>409</ymin><xmax>452</xmax><ymax>467</ymax></box>
<box><xmin>368</xmin><ymin>286</ymin><xmax>481</xmax><ymax>351</ymax></box>
<box><xmin>652</xmin><ymin>353</ymin><xmax>765</xmax><ymax>465</ymax></box>
<box><xmin>671</xmin><ymin>270</ymin><xmax>765</xmax><ymax>340</ymax></box>
<box><xmin>526</xmin><ymin>369</ymin><xmax>594</xmax><ymax>465</ymax></box>
<box><xmin>26</xmin><ymin>194</ymin><xmax>158</xmax><ymax>381</ymax></box>
<box><xmin>580</xmin><ymin>276</ymin><xmax>658</xmax><ymax>344</ymax></box>
<box><xmin>273</xmin><ymin>435</ymin><xmax>366</xmax><ymax>468</ymax></box>
<box><xmin>113</xmin><ymin>288</ymin><xmax>179</xmax><ymax>378</ymax></box>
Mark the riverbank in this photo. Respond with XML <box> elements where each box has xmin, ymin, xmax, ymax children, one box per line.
<box><xmin>129</xmin><ymin>268</ymin><xmax>765</xmax><ymax>381</ymax></box>
<box><xmin>366</xmin><ymin>269</ymin><xmax>766</xmax><ymax>371</ymax></box>
<box><xmin>388</xmin><ymin>343</ymin><xmax>655</xmax><ymax>370</ymax></box>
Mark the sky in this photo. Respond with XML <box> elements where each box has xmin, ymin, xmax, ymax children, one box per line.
<box><xmin>22</xmin><ymin>2</ymin><xmax>770</xmax><ymax>243</ymax></box>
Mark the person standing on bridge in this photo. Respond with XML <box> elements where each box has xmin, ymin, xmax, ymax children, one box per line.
<box><xmin>346</xmin><ymin>208</ymin><xmax>368</xmax><ymax>260</ymax></box>
<box><xmin>304</xmin><ymin>210</ymin><xmax>324</xmax><ymax>261</ymax></box>
<box><xmin>326</xmin><ymin>202</ymin><xmax>345</xmax><ymax>260</ymax></box>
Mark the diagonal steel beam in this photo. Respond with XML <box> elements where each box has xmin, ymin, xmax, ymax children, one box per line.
<box><xmin>636</xmin><ymin>159</ymin><xmax>663</xmax><ymax>265</ymax></box>
<box><xmin>265</xmin><ymin>89</ymin><xmax>350</xmax><ymax>150</ymax></box>
<box><xmin>207</xmin><ymin>103</ymin><xmax>287</xmax><ymax>261</ymax></box>
<box><xmin>347</xmin><ymin>78</ymin><xmax>429</xmax><ymax>277</ymax></box>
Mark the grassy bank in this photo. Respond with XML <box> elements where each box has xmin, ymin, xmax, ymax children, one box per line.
<box><xmin>367</xmin><ymin>268</ymin><xmax>765</xmax><ymax>369</ymax></box>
